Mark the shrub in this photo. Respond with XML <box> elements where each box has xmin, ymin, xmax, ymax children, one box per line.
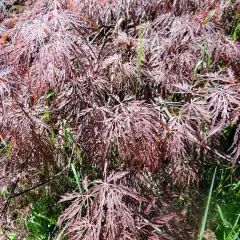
<box><xmin>0</xmin><ymin>0</ymin><xmax>239</xmax><ymax>239</ymax></box>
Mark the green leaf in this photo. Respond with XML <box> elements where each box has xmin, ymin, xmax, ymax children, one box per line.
<box><xmin>46</xmin><ymin>92</ymin><xmax>55</xmax><ymax>99</ymax></box>
<box><xmin>44</xmin><ymin>108</ymin><xmax>50</xmax><ymax>121</ymax></box>
<box><xmin>232</xmin><ymin>24</ymin><xmax>240</xmax><ymax>41</ymax></box>
<box><xmin>7</xmin><ymin>232</ymin><xmax>17</xmax><ymax>240</ymax></box>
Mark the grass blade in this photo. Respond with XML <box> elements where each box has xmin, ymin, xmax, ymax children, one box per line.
<box><xmin>71</xmin><ymin>162</ymin><xmax>82</xmax><ymax>193</ymax></box>
<box><xmin>217</xmin><ymin>204</ymin><xmax>227</xmax><ymax>227</ymax></box>
<box><xmin>198</xmin><ymin>167</ymin><xmax>217</xmax><ymax>240</ymax></box>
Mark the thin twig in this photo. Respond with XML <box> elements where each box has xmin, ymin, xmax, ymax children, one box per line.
<box><xmin>204</xmin><ymin>145</ymin><xmax>232</xmax><ymax>162</ymax></box>
<box><xmin>1</xmin><ymin>166</ymin><xmax>68</xmax><ymax>216</ymax></box>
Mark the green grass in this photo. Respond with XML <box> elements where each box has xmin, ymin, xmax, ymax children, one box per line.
<box><xmin>198</xmin><ymin>167</ymin><xmax>217</xmax><ymax>240</ymax></box>
<box><xmin>209</xmin><ymin>166</ymin><xmax>240</xmax><ymax>240</ymax></box>
<box><xmin>71</xmin><ymin>161</ymin><xmax>82</xmax><ymax>193</ymax></box>
<box><xmin>23</xmin><ymin>193</ymin><xmax>62</xmax><ymax>240</ymax></box>
<box><xmin>216</xmin><ymin>204</ymin><xmax>240</xmax><ymax>240</ymax></box>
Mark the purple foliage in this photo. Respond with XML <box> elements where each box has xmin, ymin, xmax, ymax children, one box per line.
<box><xmin>0</xmin><ymin>0</ymin><xmax>239</xmax><ymax>238</ymax></box>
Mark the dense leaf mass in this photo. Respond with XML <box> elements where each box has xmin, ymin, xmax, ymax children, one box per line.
<box><xmin>0</xmin><ymin>0</ymin><xmax>239</xmax><ymax>239</ymax></box>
